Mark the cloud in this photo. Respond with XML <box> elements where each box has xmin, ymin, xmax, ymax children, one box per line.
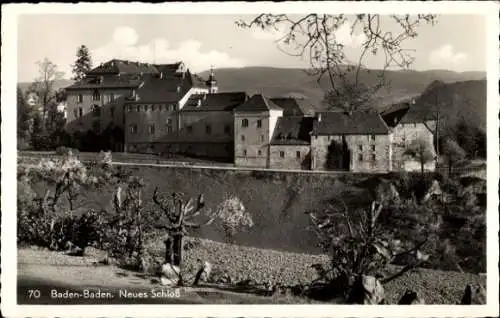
<box><xmin>92</xmin><ymin>26</ymin><xmax>247</xmax><ymax>72</ymax></box>
<box><xmin>334</xmin><ymin>22</ymin><xmax>367</xmax><ymax>48</ymax></box>
<box><xmin>250</xmin><ymin>27</ymin><xmax>286</xmax><ymax>41</ymax></box>
<box><xmin>429</xmin><ymin>44</ymin><xmax>468</xmax><ymax>66</ymax></box>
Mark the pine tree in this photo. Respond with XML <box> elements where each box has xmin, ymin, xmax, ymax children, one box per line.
<box><xmin>72</xmin><ymin>45</ymin><xmax>92</xmax><ymax>81</ymax></box>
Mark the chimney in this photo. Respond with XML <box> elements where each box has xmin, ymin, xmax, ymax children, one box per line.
<box><xmin>160</xmin><ymin>72</ymin><xmax>163</xmax><ymax>79</ymax></box>
<box><xmin>176</xmin><ymin>86</ymin><xmax>181</xmax><ymax>93</ymax></box>
<box><xmin>317</xmin><ymin>113</ymin><xmax>322</xmax><ymax>122</ymax></box>
<box><xmin>197</xmin><ymin>99</ymin><xmax>202</xmax><ymax>107</ymax></box>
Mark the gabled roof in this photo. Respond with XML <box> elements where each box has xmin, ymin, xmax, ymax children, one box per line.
<box><xmin>270</xmin><ymin>97</ymin><xmax>316</xmax><ymax>117</ymax></box>
<box><xmin>270</xmin><ymin>117</ymin><xmax>314</xmax><ymax>145</ymax></box>
<box><xmin>233</xmin><ymin>94</ymin><xmax>283</xmax><ymax>112</ymax></box>
<box><xmin>399</xmin><ymin>104</ymin><xmax>436</xmax><ymax>124</ymax></box>
<box><xmin>312</xmin><ymin>111</ymin><xmax>390</xmax><ymax>135</ymax></box>
<box><xmin>181</xmin><ymin>92</ymin><xmax>249</xmax><ymax>112</ymax></box>
<box><xmin>125</xmin><ymin>73</ymin><xmax>192</xmax><ymax>103</ymax></box>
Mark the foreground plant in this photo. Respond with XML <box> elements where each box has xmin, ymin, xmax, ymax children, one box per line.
<box><xmin>153</xmin><ymin>188</ymin><xmax>214</xmax><ymax>285</ymax></box>
<box><xmin>307</xmin><ymin>200</ymin><xmax>429</xmax><ymax>304</ymax></box>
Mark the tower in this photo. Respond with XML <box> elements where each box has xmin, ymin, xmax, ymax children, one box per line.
<box><xmin>206</xmin><ymin>66</ymin><xmax>218</xmax><ymax>94</ymax></box>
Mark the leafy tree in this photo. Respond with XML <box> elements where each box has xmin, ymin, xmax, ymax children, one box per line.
<box><xmin>441</xmin><ymin>138</ymin><xmax>467</xmax><ymax>174</ymax></box>
<box><xmin>29</xmin><ymin>58</ymin><xmax>64</xmax><ymax>130</ymax></box>
<box><xmin>17</xmin><ymin>86</ymin><xmax>33</xmax><ymax>147</ymax></box>
<box><xmin>72</xmin><ymin>45</ymin><xmax>93</xmax><ymax>81</ymax></box>
<box><xmin>214</xmin><ymin>194</ymin><xmax>253</xmax><ymax>244</ymax></box>
<box><xmin>236</xmin><ymin>14</ymin><xmax>437</xmax><ymax>112</ymax></box>
<box><xmin>404</xmin><ymin>138</ymin><xmax>435</xmax><ymax>173</ymax></box>
<box><xmin>454</xmin><ymin>117</ymin><xmax>486</xmax><ymax>159</ymax></box>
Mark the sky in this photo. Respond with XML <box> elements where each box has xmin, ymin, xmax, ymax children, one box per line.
<box><xmin>17</xmin><ymin>14</ymin><xmax>486</xmax><ymax>82</ymax></box>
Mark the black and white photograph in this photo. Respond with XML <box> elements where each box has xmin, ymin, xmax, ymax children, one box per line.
<box><xmin>1</xmin><ymin>1</ymin><xmax>499</xmax><ymax>317</ymax></box>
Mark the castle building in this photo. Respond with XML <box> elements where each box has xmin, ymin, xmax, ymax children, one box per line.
<box><xmin>65</xmin><ymin>59</ymin><xmax>436</xmax><ymax>172</ymax></box>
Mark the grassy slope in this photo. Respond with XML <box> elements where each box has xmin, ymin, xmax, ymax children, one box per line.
<box><xmin>30</xmin><ymin>166</ymin><xmax>373</xmax><ymax>254</ymax></box>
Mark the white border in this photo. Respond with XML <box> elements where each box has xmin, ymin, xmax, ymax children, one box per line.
<box><xmin>2</xmin><ymin>2</ymin><xmax>499</xmax><ymax>317</ymax></box>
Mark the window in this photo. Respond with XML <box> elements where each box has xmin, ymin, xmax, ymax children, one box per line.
<box><xmin>144</xmin><ymin>105</ymin><xmax>149</xmax><ymax>111</ymax></box>
<box><xmin>166</xmin><ymin>118</ymin><xmax>172</xmax><ymax>125</ymax></box>
<box><xmin>92</xmin><ymin>90</ymin><xmax>100</xmax><ymax>101</ymax></box>
<box><xmin>257</xmin><ymin>119</ymin><xmax>262</xmax><ymax>128</ymax></box>
<box><xmin>148</xmin><ymin>124</ymin><xmax>155</xmax><ymax>135</ymax></box>
<box><xmin>110</xmin><ymin>106</ymin><xmax>115</xmax><ymax>117</ymax></box>
<box><xmin>260</xmin><ymin>135</ymin><xmax>265</xmax><ymax>142</ymax></box>
<box><xmin>371</xmin><ymin>145</ymin><xmax>376</xmax><ymax>152</ymax></box>
<box><xmin>73</xmin><ymin>108</ymin><xmax>78</xmax><ymax>118</ymax></box>
<box><xmin>370</xmin><ymin>134</ymin><xmax>376</xmax><ymax>141</ymax></box>
<box><xmin>371</xmin><ymin>154</ymin><xmax>376</xmax><ymax>161</ymax></box>
<box><xmin>258</xmin><ymin>150</ymin><xmax>262</xmax><ymax>156</ymax></box>
<box><xmin>110</xmin><ymin>94</ymin><xmax>115</xmax><ymax>102</ymax></box>
<box><xmin>167</xmin><ymin>126</ymin><xmax>173</xmax><ymax>133</ymax></box>
<box><xmin>243</xmin><ymin>149</ymin><xmax>247</xmax><ymax>157</ymax></box>
<box><xmin>170</xmin><ymin>104</ymin><xmax>176</xmax><ymax>111</ymax></box>
<box><xmin>242</xmin><ymin>118</ymin><xmax>249</xmax><ymax>127</ymax></box>
<box><xmin>129</xmin><ymin>124</ymin><xmax>138</xmax><ymax>134</ymax></box>
<box><xmin>358</xmin><ymin>145</ymin><xmax>363</xmax><ymax>151</ymax></box>
<box><xmin>77</xmin><ymin>94</ymin><xmax>83</xmax><ymax>103</ymax></box>
<box><xmin>296</xmin><ymin>151</ymin><xmax>301</xmax><ymax>159</ymax></box>
<box><xmin>136</xmin><ymin>105</ymin><xmax>140</xmax><ymax>112</ymax></box>
<box><xmin>358</xmin><ymin>154</ymin><xmax>363</xmax><ymax>161</ymax></box>
<box><xmin>280</xmin><ymin>151</ymin><xmax>285</xmax><ymax>158</ymax></box>
<box><xmin>152</xmin><ymin>105</ymin><xmax>156</xmax><ymax>111</ymax></box>
<box><xmin>206</xmin><ymin>124</ymin><xmax>212</xmax><ymax>135</ymax></box>
<box><xmin>224</xmin><ymin>125</ymin><xmax>230</xmax><ymax>135</ymax></box>
<box><xmin>241</xmin><ymin>135</ymin><xmax>245</xmax><ymax>141</ymax></box>
<box><xmin>79</xmin><ymin>108</ymin><xmax>83</xmax><ymax>117</ymax></box>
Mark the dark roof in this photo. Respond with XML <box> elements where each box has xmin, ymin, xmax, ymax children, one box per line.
<box><xmin>270</xmin><ymin>97</ymin><xmax>316</xmax><ymax>117</ymax></box>
<box><xmin>87</xmin><ymin>59</ymin><xmax>160</xmax><ymax>75</ymax></box>
<box><xmin>66</xmin><ymin>75</ymin><xmax>142</xmax><ymax>90</ymax></box>
<box><xmin>233</xmin><ymin>94</ymin><xmax>282</xmax><ymax>112</ymax></box>
<box><xmin>380</xmin><ymin>101</ymin><xmax>411</xmax><ymax>116</ymax></box>
<box><xmin>270</xmin><ymin>117</ymin><xmax>314</xmax><ymax>145</ymax></box>
<box><xmin>312</xmin><ymin>111</ymin><xmax>390</xmax><ymax>135</ymax></box>
<box><xmin>181</xmin><ymin>92</ymin><xmax>249</xmax><ymax>112</ymax></box>
<box><xmin>399</xmin><ymin>104</ymin><xmax>436</xmax><ymax>124</ymax></box>
<box><xmin>126</xmin><ymin>73</ymin><xmax>195</xmax><ymax>103</ymax></box>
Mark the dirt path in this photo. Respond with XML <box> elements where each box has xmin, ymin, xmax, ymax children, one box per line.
<box><xmin>17</xmin><ymin>248</ymin><xmax>303</xmax><ymax>305</ymax></box>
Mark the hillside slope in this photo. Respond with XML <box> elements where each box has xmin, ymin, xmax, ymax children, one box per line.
<box><xmin>406</xmin><ymin>80</ymin><xmax>487</xmax><ymax>131</ymax></box>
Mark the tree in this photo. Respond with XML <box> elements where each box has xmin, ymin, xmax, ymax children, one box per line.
<box><xmin>404</xmin><ymin>138</ymin><xmax>435</xmax><ymax>173</ymax></box>
<box><xmin>29</xmin><ymin>58</ymin><xmax>64</xmax><ymax>130</ymax></box>
<box><xmin>72</xmin><ymin>45</ymin><xmax>93</xmax><ymax>81</ymax></box>
<box><xmin>236</xmin><ymin>14</ymin><xmax>436</xmax><ymax>112</ymax></box>
<box><xmin>214</xmin><ymin>195</ymin><xmax>253</xmax><ymax>244</ymax></box>
<box><xmin>441</xmin><ymin>138</ymin><xmax>467</xmax><ymax>175</ymax></box>
<box><xmin>153</xmin><ymin>189</ymin><xmax>215</xmax><ymax>286</ymax></box>
<box><xmin>17</xmin><ymin>86</ymin><xmax>33</xmax><ymax>148</ymax></box>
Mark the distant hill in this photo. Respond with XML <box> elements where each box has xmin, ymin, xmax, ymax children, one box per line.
<box><xmin>18</xmin><ymin>79</ymin><xmax>74</xmax><ymax>93</ymax></box>
<box><xmin>198</xmin><ymin>67</ymin><xmax>486</xmax><ymax>110</ymax></box>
